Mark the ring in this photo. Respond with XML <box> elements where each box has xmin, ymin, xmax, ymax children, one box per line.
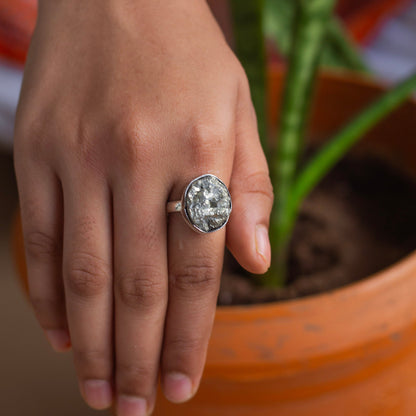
<box><xmin>167</xmin><ymin>174</ymin><xmax>232</xmax><ymax>233</ymax></box>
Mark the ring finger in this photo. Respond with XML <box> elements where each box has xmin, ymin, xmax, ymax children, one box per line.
<box><xmin>161</xmin><ymin>168</ymin><xmax>232</xmax><ymax>403</ymax></box>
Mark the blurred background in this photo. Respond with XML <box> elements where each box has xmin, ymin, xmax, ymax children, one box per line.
<box><xmin>0</xmin><ymin>0</ymin><xmax>415</xmax><ymax>414</ymax></box>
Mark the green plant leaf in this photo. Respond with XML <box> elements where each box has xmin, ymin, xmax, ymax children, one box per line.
<box><xmin>265</xmin><ymin>0</ymin><xmax>366</xmax><ymax>72</ymax></box>
<box><xmin>267</xmin><ymin>0</ymin><xmax>337</xmax><ymax>286</ymax></box>
<box><xmin>230</xmin><ymin>0</ymin><xmax>267</xmax><ymax>153</ymax></box>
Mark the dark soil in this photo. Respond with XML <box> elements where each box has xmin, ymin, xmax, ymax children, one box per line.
<box><xmin>218</xmin><ymin>154</ymin><xmax>416</xmax><ymax>306</ymax></box>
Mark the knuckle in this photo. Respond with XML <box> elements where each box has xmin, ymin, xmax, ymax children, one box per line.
<box><xmin>235</xmin><ymin>69</ymin><xmax>257</xmax><ymax>119</ymax></box>
<box><xmin>15</xmin><ymin>115</ymin><xmax>56</xmax><ymax>163</ymax></box>
<box><xmin>237</xmin><ymin>66</ymin><xmax>250</xmax><ymax>92</ymax></box>
<box><xmin>73</xmin><ymin>348</ymin><xmax>112</xmax><ymax>379</ymax></box>
<box><xmin>17</xmin><ymin>115</ymin><xmax>46</xmax><ymax>147</ymax></box>
<box><xmin>115</xmin><ymin>119</ymin><xmax>155</xmax><ymax>170</ymax></box>
<box><xmin>72</xmin><ymin>119</ymin><xmax>95</xmax><ymax>151</ymax></box>
<box><xmin>186</xmin><ymin>122</ymin><xmax>228</xmax><ymax>166</ymax></box>
<box><xmin>169</xmin><ymin>261</ymin><xmax>218</xmax><ymax>294</ymax></box>
<box><xmin>223</xmin><ymin>56</ymin><xmax>247</xmax><ymax>89</ymax></box>
<box><xmin>165</xmin><ymin>335</ymin><xmax>205</xmax><ymax>357</ymax></box>
<box><xmin>25</xmin><ymin>230</ymin><xmax>61</xmax><ymax>262</ymax></box>
<box><xmin>117</xmin><ymin>362</ymin><xmax>155</xmax><ymax>397</ymax></box>
<box><xmin>69</xmin><ymin>122</ymin><xmax>106</xmax><ymax>175</ymax></box>
<box><xmin>29</xmin><ymin>295</ymin><xmax>66</xmax><ymax>328</ymax></box>
<box><xmin>233</xmin><ymin>63</ymin><xmax>252</xmax><ymax>98</ymax></box>
<box><xmin>66</xmin><ymin>252</ymin><xmax>110</xmax><ymax>298</ymax></box>
<box><xmin>234</xmin><ymin>171</ymin><xmax>274</xmax><ymax>203</ymax></box>
<box><xmin>116</xmin><ymin>265</ymin><xmax>165</xmax><ymax>310</ymax></box>
<box><xmin>119</xmin><ymin>130</ymin><xmax>142</xmax><ymax>166</ymax></box>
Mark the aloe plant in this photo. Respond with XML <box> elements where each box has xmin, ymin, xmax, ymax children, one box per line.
<box><xmin>231</xmin><ymin>0</ymin><xmax>416</xmax><ymax>286</ymax></box>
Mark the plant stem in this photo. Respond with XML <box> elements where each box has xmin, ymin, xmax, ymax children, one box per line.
<box><xmin>266</xmin><ymin>0</ymin><xmax>336</xmax><ymax>287</ymax></box>
<box><xmin>264</xmin><ymin>0</ymin><xmax>295</xmax><ymax>57</ymax></box>
<box><xmin>230</xmin><ymin>0</ymin><xmax>267</xmax><ymax>153</ymax></box>
<box><xmin>265</xmin><ymin>0</ymin><xmax>366</xmax><ymax>72</ymax></box>
<box><xmin>323</xmin><ymin>18</ymin><xmax>368</xmax><ymax>72</ymax></box>
<box><xmin>287</xmin><ymin>72</ymin><xmax>416</xmax><ymax>228</ymax></box>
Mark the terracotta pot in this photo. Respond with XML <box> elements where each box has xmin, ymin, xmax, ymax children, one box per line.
<box><xmin>13</xmin><ymin>68</ymin><xmax>416</xmax><ymax>415</ymax></box>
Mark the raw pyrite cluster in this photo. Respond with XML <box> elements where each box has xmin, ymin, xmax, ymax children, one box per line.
<box><xmin>184</xmin><ymin>174</ymin><xmax>232</xmax><ymax>233</ymax></box>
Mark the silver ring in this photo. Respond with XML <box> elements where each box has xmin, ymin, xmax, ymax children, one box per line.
<box><xmin>167</xmin><ymin>174</ymin><xmax>232</xmax><ymax>234</ymax></box>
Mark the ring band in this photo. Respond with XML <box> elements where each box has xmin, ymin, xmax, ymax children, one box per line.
<box><xmin>167</xmin><ymin>174</ymin><xmax>232</xmax><ymax>233</ymax></box>
<box><xmin>166</xmin><ymin>201</ymin><xmax>183</xmax><ymax>213</ymax></box>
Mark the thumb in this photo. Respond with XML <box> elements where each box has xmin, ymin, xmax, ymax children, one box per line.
<box><xmin>226</xmin><ymin>89</ymin><xmax>274</xmax><ymax>274</ymax></box>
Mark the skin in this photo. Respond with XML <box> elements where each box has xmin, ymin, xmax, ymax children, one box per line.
<box><xmin>13</xmin><ymin>0</ymin><xmax>274</xmax><ymax>415</ymax></box>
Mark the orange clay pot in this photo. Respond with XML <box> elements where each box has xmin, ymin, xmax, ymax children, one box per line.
<box><xmin>13</xmin><ymin>68</ymin><xmax>416</xmax><ymax>415</ymax></box>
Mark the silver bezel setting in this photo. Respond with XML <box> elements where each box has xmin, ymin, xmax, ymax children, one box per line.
<box><xmin>181</xmin><ymin>174</ymin><xmax>232</xmax><ymax>234</ymax></box>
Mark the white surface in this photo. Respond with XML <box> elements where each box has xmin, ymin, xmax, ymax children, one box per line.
<box><xmin>363</xmin><ymin>1</ymin><xmax>416</xmax><ymax>81</ymax></box>
<box><xmin>0</xmin><ymin>61</ymin><xmax>23</xmax><ymax>151</ymax></box>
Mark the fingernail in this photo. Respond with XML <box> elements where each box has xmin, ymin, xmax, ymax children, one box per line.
<box><xmin>82</xmin><ymin>380</ymin><xmax>113</xmax><ymax>409</ymax></box>
<box><xmin>163</xmin><ymin>372</ymin><xmax>193</xmax><ymax>403</ymax></box>
<box><xmin>255</xmin><ymin>224</ymin><xmax>271</xmax><ymax>267</ymax></box>
<box><xmin>45</xmin><ymin>329</ymin><xmax>71</xmax><ymax>352</ymax></box>
<box><xmin>117</xmin><ymin>395</ymin><xmax>148</xmax><ymax>416</ymax></box>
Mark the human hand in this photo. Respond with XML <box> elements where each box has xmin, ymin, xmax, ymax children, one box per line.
<box><xmin>14</xmin><ymin>0</ymin><xmax>273</xmax><ymax>414</ymax></box>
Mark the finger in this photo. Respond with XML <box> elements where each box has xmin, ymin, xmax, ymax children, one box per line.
<box><xmin>226</xmin><ymin>85</ymin><xmax>274</xmax><ymax>274</ymax></box>
<box><xmin>162</xmin><ymin>192</ymin><xmax>225</xmax><ymax>403</ymax></box>
<box><xmin>14</xmin><ymin>155</ymin><xmax>69</xmax><ymax>352</ymax></box>
<box><xmin>162</xmin><ymin>128</ymin><xmax>233</xmax><ymax>403</ymax></box>
<box><xmin>61</xmin><ymin>170</ymin><xmax>114</xmax><ymax>410</ymax></box>
<box><xmin>112</xmin><ymin>173</ymin><xmax>169</xmax><ymax>416</ymax></box>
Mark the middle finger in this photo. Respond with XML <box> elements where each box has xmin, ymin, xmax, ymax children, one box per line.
<box><xmin>113</xmin><ymin>175</ymin><xmax>169</xmax><ymax>416</ymax></box>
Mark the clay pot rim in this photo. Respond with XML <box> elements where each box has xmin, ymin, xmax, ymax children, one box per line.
<box><xmin>209</xmin><ymin>250</ymin><xmax>416</xmax><ymax>373</ymax></box>
<box><xmin>216</xmin><ymin>250</ymin><xmax>416</xmax><ymax>315</ymax></box>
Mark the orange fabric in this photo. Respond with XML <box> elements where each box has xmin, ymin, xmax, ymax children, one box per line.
<box><xmin>338</xmin><ymin>0</ymin><xmax>412</xmax><ymax>44</ymax></box>
<box><xmin>0</xmin><ymin>0</ymin><xmax>37</xmax><ymax>64</ymax></box>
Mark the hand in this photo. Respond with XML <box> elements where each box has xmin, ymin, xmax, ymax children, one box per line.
<box><xmin>14</xmin><ymin>0</ymin><xmax>273</xmax><ymax>414</ymax></box>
